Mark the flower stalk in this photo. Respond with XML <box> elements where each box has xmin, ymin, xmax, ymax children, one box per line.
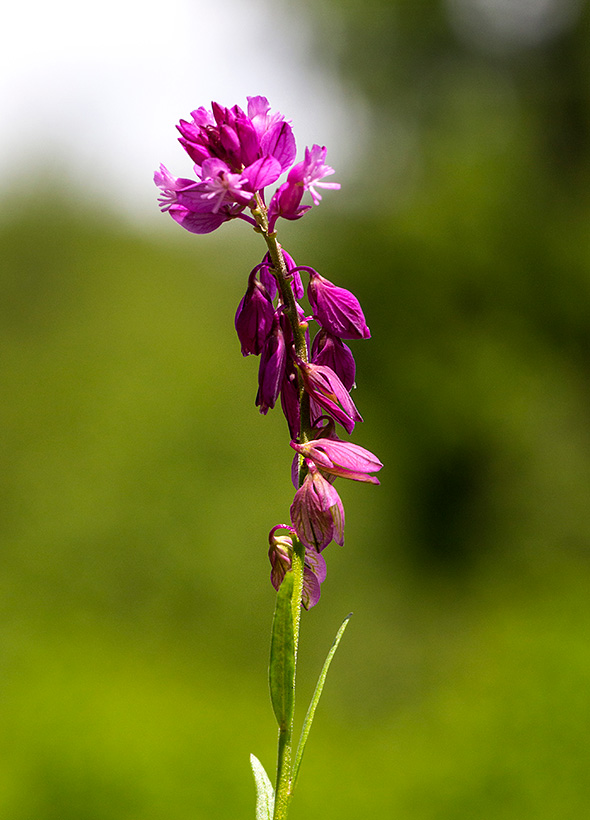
<box><xmin>155</xmin><ymin>96</ymin><xmax>382</xmax><ymax>820</ymax></box>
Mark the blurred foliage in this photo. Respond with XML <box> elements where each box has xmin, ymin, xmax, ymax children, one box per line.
<box><xmin>2</xmin><ymin>0</ymin><xmax>590</xmax><ymax>818</ymax></box>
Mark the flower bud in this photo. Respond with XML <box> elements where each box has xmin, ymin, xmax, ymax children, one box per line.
<box><xmin>308</xmin><ymin>270</ymin><xmax>370</xmax><ymax>340</ymax></box>
<box><xmin>290</xmin><ymin>463</ymin><xmax>345</xmax><ymax>551</ymax></box>
<box><xmin>298</xmin><ymin>360</ymin><xmax>362</xmax><ymax>435</ymax></box>
<box><xmin>291</xmin><ymin>438</ymin><xmax>383</xmax><ymax>484</ymax></box>
<box><xmin>235</xmin><ymin>268</ymin><xmax>275</xmax><ymax>356</ymax></box>
<box><xmin>268</xmin><ymin>525</ymin><xmax>327</xmax><ymax>608</ymax></box>
<box><xmin>256</xmin><ymin>315</ymin><xmax>286</xmax><ymax>414</ymax></box>
<box><xmin>311</xmin><ymin>329</ymin><xmax>356</xmax><ymax>392</ymax></box>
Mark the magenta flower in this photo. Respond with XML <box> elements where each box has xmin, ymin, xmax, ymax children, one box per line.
<box><xmin>256</xmin><ymin>315</ymin><xmax>286</xmax><ymax>414</ymax></box>
<box><xmin>157</xmin><ymin>100</ymin><xmax>339</xmax><ymax>236</ymax></box>
<box><xmin>301</xmin><ymin>546</ymin><xmax>327</xmax><ymax>608</ymax></box>
<box><xmin>294</xmin><ymin>144</ymin><xmax>341</xmax><ymax>206</ymax></box>
<box><xmin>307</xmin><ymin>270</ymin><xmax>371</xmax><ymax>340</ymax></box>
<box><xmin>192</xmin><ymin>158</ymin><xmax>254</xmax><ymax>211</ymax></box>
<box><xmin>311</xmin><ymin>330</ymin><xmax>356</xmax><ymax>392</ymax></box>
<box><xmin>268</xmin><ymin>525</ymin><xmax>327</xmax><ymax>608</ymax></box>
<box><xmin>258</xmin><ymin>249</ymin><xmax>304</xmax><ymax>302</ymax></box>
<box><xmin>235</xmin><ymin>267</ymin><xmax>275</xmax><ymax>356</ymax></box>
<box><xmin>297</xmin><ymin>359</ymin><xmax>362</xmax><ymax>434</ymax></box>
<box><xmin>280</xmin><ymin>361</ymin><xmax>301</xmax><ymax>439</ymax></box>
<box><xmin>246</xmin><ymin>97</ymin><xmax>296</xmax><ymax>171</ymax></box>
<box><xmin>177</xmin><ymin>98</ymin><xmax>295</xmax><ymax>176</ymax></box>
<box><xmin>267</xmin><ymin>144</ymin><xmax>339</xmax><ymax>230</ymax></box>
<box><xmin>268</xmin><ymin>526</ymin><xmax>294</xmax><ymax>592</ymax></box>
<box><xmin>290</xmin><ymin>463</ymin><xmax>345</xmax><ymax>551</ymax></box>
<box><xmin>154</xmin><ymin>164</ymin><xmax>232</xmax><ymax>234</ymax></box>
<box><xmin>267</xmin><ymin>180</ymin><xmax>311</xmax><ymax>230</ymax></box>
<box><xmin>291</xmin><ymin>438</ymin><xmax>382</xmax><ymax>484</ymax></box>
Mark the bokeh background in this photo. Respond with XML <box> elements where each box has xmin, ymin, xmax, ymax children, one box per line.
<box><xmin>2</xmin><ymin>0</ymin><xmax>590</xmax><ymax>817</ymax></box>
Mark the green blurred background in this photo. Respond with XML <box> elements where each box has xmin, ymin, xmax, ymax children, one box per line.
<box><xmin>2</xmin><ymin>0</ymin><xmax>590</xmax><ymax>817</ymax></box>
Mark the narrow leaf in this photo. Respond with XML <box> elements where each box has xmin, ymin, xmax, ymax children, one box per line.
<box><xmin>250</xmin><ymin>754</ymin><xmax>275</xmax><ymax>820</ymax></box>
<box><xmin>292</xmin><ymin>612</ymin><xmax>352</xmax><ymax>789</ymax></box>
<box><xmin>269</xmin><ymin>571</ymin><xmax>295</xmax><ymax>729</ymax></box>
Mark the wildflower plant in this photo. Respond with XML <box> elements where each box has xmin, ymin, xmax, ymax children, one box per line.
<box><xmin>155</xmin><ymin>96</ymin><xmax>382</xmax><ymax>820</ymax></box>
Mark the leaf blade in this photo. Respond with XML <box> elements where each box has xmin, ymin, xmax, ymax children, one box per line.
<box><xmin>269</xmin><ymin>571</ymin><xmax>295</xmax><ymax>729</ymax></box>
<box><xmin>292</xmin><ymin>612</ymin><xmax>352</xmax><ymax>789</ymax></box>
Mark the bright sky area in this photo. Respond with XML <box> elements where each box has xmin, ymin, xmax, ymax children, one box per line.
<box><xmin>1</xmin><ymin>0</ymin><xmax>366</xmax><ymax>227</ymax></box>
<box><xmin>2</xmin><ymin>0</ymin><xmax>580</xmax><ymax>228</ymax></box>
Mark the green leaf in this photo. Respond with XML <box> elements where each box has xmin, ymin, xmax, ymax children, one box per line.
<box><xmin>250</xmin><ymin>754</ymin><xmax>275</xmax><ymax>820</ymax></box>
<box><xmin>269</xmin><ymin>571</ymin><xmax>295</xmax><ymax>730</ymax></box>
<box><xmin>292</xmin><ymin>612</ymin><xmax>352</xmax><ymax>789</ymax></box>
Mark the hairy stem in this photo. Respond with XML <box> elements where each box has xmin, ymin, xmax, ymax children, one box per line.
<box><xmin>250</xmin><ymin>196</ymin><xmax>310</xmax><ymax>820</ymax></box>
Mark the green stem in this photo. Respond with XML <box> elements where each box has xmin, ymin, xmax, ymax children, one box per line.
<box><xmin>251</xmin><ymin>194</ymin><xmax>312</xmax><ymax>449</ymax></box>
<box><xmin>250</xmin><ymin>195</ymin><xmax>310</xmax><ymax>820</ymax></box>
<box><xmin>273</xmin><ymin>538</ymin><xmax>304</xmax><ymax>820</ymax></box>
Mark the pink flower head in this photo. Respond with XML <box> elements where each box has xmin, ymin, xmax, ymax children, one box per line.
<box><xmin>290</xmin><ymin>462</ymin><xmax>345</xmax><ymax>551</ymax></box>
<box><xmin>308</xmin><ymin>270</ymin><xmax>371</xmax><ymax>340</ymax></box>
<box><xmin>291</xmin><ymin>438</ymin><xmax>383</xmax><ymax>484</ymax></box>
<box><xmin>177</xmin><ymin>97</ymin><xmax>295</xmax><ymax>176</ymax></box>
<box><xmin>235</xmin><ymin>266</ymin><xmax>275</xmax><ymax>356</ymax></box>
<box><xmin>297</xmin><ymin>359</ymin><xmax>362</xmax><ymax>434</ymax></box>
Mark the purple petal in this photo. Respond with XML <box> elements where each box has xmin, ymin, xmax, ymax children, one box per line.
<box><xmin>311</xmin><ymin>330</ymin><xmax>356</xmax><ymax>391</ymax></box>
<box><xmin>235</xmin><ymin>270</ymin><xmax>275</xmax><ymax>356</ymax></box>
<box><xmin>291</xmin><ymin>438</ymin><xmax>382</xmax><ymax>484</ymax></box>
<box><xmin>169</xmin><ymin>205</ymin><xmax>228</xmax><ymax>234</ymax></box>
<box><xmin>308</xmin><ymin>271</ymin><xmax>370</xmax><ymax>340</ymax></box>
<box><xmin>243</xmin><ymin>155</ymin><xmax>282</xmax><ymax>192</ymax></box>
<box><xmin>256</xmin><ymin>317</ymin><xmax>286</xmax><ymax>414</ymax></box>
<box><xmin>261</xmin><ymin>121</ymin><xmax>297</xmax><ymax>171</ymax></box>
<box><xmin>299</xmin><ymin>361</ymin><xmax>363</xmax><ymax>435</ymax></box>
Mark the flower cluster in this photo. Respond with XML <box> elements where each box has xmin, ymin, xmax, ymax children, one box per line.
<box><xmin>155</xmin><ymin>96</ymin><xmax>339</xmax><ymax>235</ymax></box>
<box><xmin>155</xmin><ymin>97</ymin><xmax>381</xmax><ymax>608</ymax></box>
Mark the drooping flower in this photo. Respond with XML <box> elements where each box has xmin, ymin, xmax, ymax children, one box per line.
<box><xmin>280</xmin><ymin>359</ymin><xmax>301</xmax><ymax>440</ymax></box>
<box><xmin>267</xmin><ymin>180</ymin><xmax>311</xmax><ymax>230</ymax></box>
<box><xmin>261</xmin><ymin>249</ymin><xmax>304</xmax><ymax>301</ymax></box>
<box><xmin>291</xmin><ymin>438</ymin><xmax>382</xmax><ymax>484</ymax></box>
<box><xmin>256</xmin><ymin>315</ymin><xmax>286</xmax><ymax>414</ymax></box>
<box><xmin>311</xmin><ymin>329</ymin><xmax>356</xmax><ymax>392</ymax></box>
<box><xmin>268</xmin><ymin>525</ymin><xmax>327</xmax><ymax>608</ymax></box>
<box><xmin>301</xmin><ymin>545</ymin><xmax>327</xmax><ymax>609</ymax></box>
<box><xmin>290</xmin><ymin>463</ymin><xmax>345</xmax><ymax>551</ymax></box>
<box><xmin>297</xmin><ymin>359</ymin><xmax>362</xmax><ymax>434</ymax></box>
<box><xmin>268</xmin><ymin>526</ymin><xmax>295</xmax><ymax>592</ymax></box>
<box><xmin>235</xmin><ymin>266</ymin><xmax>276</xmax><ymax>356</ymax></box>
<box><xmin>307</xmin><ymin>269</ymin><xmax>371</xmax><ymax>340</ymax></box>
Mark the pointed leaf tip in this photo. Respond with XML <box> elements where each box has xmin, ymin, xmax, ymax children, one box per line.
<box><xmin>250</xmin><ymin>753</ymin><xmax>275</xmax><ymax>820</ymax></box>
<box><xmin>292</xmin><ymin>612</ymin><xmax>352</xmax><ymax>789</ymax></box>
